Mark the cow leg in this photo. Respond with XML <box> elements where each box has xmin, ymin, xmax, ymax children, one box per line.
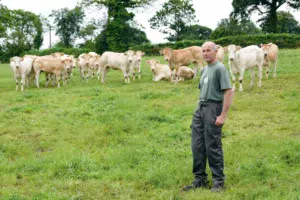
<box><xmin>229</xmin><ymin>66</ymin><xmax>236</xmax><ymax>92</ymax></box>
<box><xmin>238</xmin><ymin>68</ymin><xmax>245</xmax><ymax>92</ymax></box>
<box><xmin>265</xmin><ymin>62</ymin><xmax>270</xmax><ymax>78</ymax></box>
<box><xmin>273</xmin><ymin>60</ymin><xmax>277</xmax><ymax>78</ymax></box>
<box><xmin>258</xmin><ymin>64</ymin><xmax>263</xmax><ymax>88</ymax></box>
<box><xmin>35</xmin><ymin>71</ymin><xmax>40</xmax><ymax>88</ymax></box>
<box><xmin>20</xmin><ymin>74</ymin><xmax>26</xmax><ymax>91</ymax></box>
<box><xmin>193</xmin><ymin>62</ymin><xmax>201</xmax><ymax>78</ymax></box>
<box><xmin>55</xmin><ymin>71</ymin><xmax>61</xmax><ymax>88</ymax></box>
<box><xmin>14</xmin><ymin>75</ymin><xmax>19</xmax><ymax>91</ymax></box>
<box><xmin>102</xmin><ymin>67</ymin><xmax>109</xmax><ymax>83</ymax></box>
<box><xmin>250</xmin><ymin>69</ymin><xmax>255</xmax><ymax>88</ymax></box>
<box><xmin>138</xmin><ymin>66</ymin><xmax>141</xmax><ymax>80</ymax></box>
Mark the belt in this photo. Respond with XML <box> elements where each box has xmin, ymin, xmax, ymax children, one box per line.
<box><xmin>199</xmin><ymin>99</ymin><xmax>223</xmax><ymax>103</ymax></box>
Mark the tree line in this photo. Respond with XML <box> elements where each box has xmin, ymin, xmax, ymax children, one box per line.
<box><xmin>0</xmin><ymin>0</ymin><xmax>299</xmax><ymax>62</ymax></box>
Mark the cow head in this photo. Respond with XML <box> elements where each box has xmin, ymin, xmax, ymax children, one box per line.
<box><xmin>260</xmin><ymin>43</ymin><xmax>273</xmax><ymax>58</ymax></box>
<box><xmin>146</xmin><ymin>59</ymin><xmax>159</xmax><ymax>72</ymax></box>
<box><xmin>124</xmin><ymin>50</ymin><xmax>135</xmax><ymax>63</ymax></box>
<box><xmin>227</xmin><ymin>45</ymin><xmax>242</xmax><ymax>61</ymax></box>
<box><xmin>135</xmin><ymin>51</ymin><xmax>145</xmax><ymax>63</ymax></box>
<box><xmin>160</xmin><ymin>48</ymin><xmax>172</xmax><ymax>61</ymax></box>
<box><xmin>61</xmin><ymin>59</ymin><xmax>73</xmax><ymax>71</ymax></box>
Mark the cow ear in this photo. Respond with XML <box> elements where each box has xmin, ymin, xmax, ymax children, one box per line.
<box><xmin>10</xmin><ymin>58</ymin><xmax>13</xmax><ymax>62</ymax></box>
<box><xmin>159</xmin><ymin>49</ymin><xmax>163</xmax><ymax>55</ymax></box>
<box><xmin>268</xmin><ymin>43</ymin><xmax>273</xmax><ymax>46</ymax></box>
<box><xmin>142</xmin><ymin>52</ymin><xmax>145</xmax><ymax>56</ymax></box>
<box><xmin>146</xmin><ymin>60</ymin><xmax>150</xmax><ymax>64</ymax></box>
<box><xmin>215</xmin><ymin>45</ymin><xmax>220</xmax><ymax>50</ymax></box>
<box><xmin>155</xmin><ymin>60</ymin><xmax>160</xmax><ymax>64</ymax></box>
<box><xmin>124</xmin><ymin>51</ymin><xmax>128</xmax><ymax>56</ymax></box>
<box><xmin>237</xmin><ymin>46</ymin><xmax>242</xmax><ymax>50</ymax></box>
<box><xmin>61</xmin><ymin>60</ymin><xmax>65</xmax><ymax>64</ymax></box>
<box><xmin>260</xmin><ymin>43</ymin><xmax>263</xmax><ymax>47</ymax></box>
<box><xmin>223</xmin><ymin>47</ymin><xmax>228</xmax><ymax>53</ymax></box>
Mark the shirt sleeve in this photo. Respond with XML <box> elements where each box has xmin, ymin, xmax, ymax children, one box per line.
<box><xmin>218</xmin><ymin>67</ymin><xmax>232</xmax><ymax>90</ymax></box>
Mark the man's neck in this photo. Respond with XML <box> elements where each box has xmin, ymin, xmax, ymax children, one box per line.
<box><xmin>207</xmin><ymin>59</ymin><xmax>218</xmax><ymax>65</ymax></box>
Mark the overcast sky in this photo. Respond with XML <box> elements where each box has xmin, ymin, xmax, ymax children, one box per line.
<box><xmin>2</xmin><ymin>0</ymin><xmax>300</xmax><ymax>49</ymax></box>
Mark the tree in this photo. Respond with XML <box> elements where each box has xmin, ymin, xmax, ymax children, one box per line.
<box><xmin>169</xmin><ymin>25</ymin><xmax>212</xmax><ymax>41</ymax></box>
<box><xmin>81</xmin><ymin>0</ymin><xmax>155</xmax><ymax>52</ymax></box>
<box><xmin>231</xmin><ymin>0</ymin><xmax>300</xmax><ymax>33</ymax></box>
<box><xmin>271</xmin><ymin>11</ymin><xmax>300</xmax><ymax>34</ymax></box>
<box><xmin>50</xmin><ymin>6</ymin><xmax>85</xmax><ymax>48</ymax></box>
<box><xmin>210</xmin><ymin>18</ymin><xmax>262</xmax><ymax>39</ymax></box>
<box><xmin>149</xmin><ymin>0</ymin><xmax>198</xmax><ymax>41</ymax></box>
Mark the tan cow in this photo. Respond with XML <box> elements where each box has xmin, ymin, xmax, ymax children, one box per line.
<box><xmin>260</xmin><ymin>43</ymin><xmax>279</xmax><ymax>78</ymax></box>
<box><xmin>177</xmin><ymin>66</ymin><xmax>194</xmax><ymax>81</ymax></box>
<box><xmin>33</xmin><ymin>56</ymin><xmax>73</xmax><ymax>88</ymax></box>
<box><xmin>159</xmin><ymin>46</ymin><xmax>204</xmax><ymax>83</ymax></box>
<box><xmin>78</xmin><ymin>53</ymin><xmax>91</xmax><ymax>82</ymax></box>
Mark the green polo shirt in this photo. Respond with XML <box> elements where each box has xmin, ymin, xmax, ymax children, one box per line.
<box><xmin>198</xmin><ymin>61</ymin><xmax>232</xmax><ymax>102</ymax></box>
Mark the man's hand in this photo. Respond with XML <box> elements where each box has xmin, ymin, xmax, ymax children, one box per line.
<box><xmin>215</xmin><ymin>115</ymin><xmax>225</xmax><ymax>126</ymax></box>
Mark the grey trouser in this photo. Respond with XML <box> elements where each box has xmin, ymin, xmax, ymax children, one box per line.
<box><xmin>190</xmin><ymin>101</ymin><xmax>225</xmax><ymax>185</ymax></box>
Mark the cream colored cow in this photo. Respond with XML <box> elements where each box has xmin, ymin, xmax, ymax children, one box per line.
<box><xmin>146</xmin><ymin>59</ymin><xmax>171</xmax><ymax>81</ymax></box>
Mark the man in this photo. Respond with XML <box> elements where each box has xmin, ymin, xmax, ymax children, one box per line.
<box><xmin>183</xmin><ymin>41</ymin><xmax>233</xmax><ymax>192</ymax></box>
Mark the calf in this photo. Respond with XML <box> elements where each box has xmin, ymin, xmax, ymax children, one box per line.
<box><xmin>260</xmin><ymin>43</ymin><xmax>279</xmax><ymax>78</ymax></box>
<box><xmin>159</xmin><ymin>46</ymin><xmax>204</xmax><ymax>83</ymax></box>
<box><xmin>9</xmin><ymin>57</ymin><xmax>22</xmax><ymax>90</ymax></box>
<box><xmin>227</xmin><ymin>45</ymin><xmax>264</xmax><ymax>92</ymax></box>
<box><xmin>146</xmin><ymin>59</ymin><xmax>171</xmax><ymax>81</ymax></box>
<box><xmin>177</xmin><ymin>66</ymin><xmax>194</xmax><ymax>81</ymax></box>
<box><xmin>97</xmin><ymin>51</ymin><xmax>135</xmax><ymax>83</ymax></box>
<box><xmin>131</xmin><ymin>50</ymin><xmax>145</xmax><ymax>80</ymax></box>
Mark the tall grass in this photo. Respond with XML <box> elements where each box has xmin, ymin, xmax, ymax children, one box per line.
<box><xmin>0</xmin><ymin>49</ymin><xmax>299</xmax><ymax>199</ymax></box>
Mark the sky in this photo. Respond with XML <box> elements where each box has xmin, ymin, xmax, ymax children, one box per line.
<box><xmin>2</xmin><ymin>0</ymin><xmax>300</xmax><ymax>49</ymax></box>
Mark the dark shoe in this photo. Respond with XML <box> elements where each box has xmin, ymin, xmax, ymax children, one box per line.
<box><xmin>211</xmin><ymin>183</ymin><xmax>225</xmax><ymax>192</ymax></box>
<box><xmin>182</xmin><ymin>180</ymin><xmax>208</xmax><ymax>191</ymax></box>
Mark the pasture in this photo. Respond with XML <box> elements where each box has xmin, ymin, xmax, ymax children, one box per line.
<box><xmin>0</xmin><ymin>49</ymin><xmax>299</xmax><ymax>199</ymax></box>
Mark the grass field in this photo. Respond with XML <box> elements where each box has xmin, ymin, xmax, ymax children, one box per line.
<box><xmin>0</xmin><ymin>49</ymin><xmax>300</xmax><ymax>200</ymax></box>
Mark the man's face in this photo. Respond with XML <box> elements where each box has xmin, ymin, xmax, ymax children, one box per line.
<box><xmin>202</xmin><ymin>44</ymin><xmax>217</xmax><ymax>63</ymax></box>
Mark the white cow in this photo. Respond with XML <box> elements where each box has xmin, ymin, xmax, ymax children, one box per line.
<box><xmin>146</xmin><ymin>59</ymin><xmax>171</xmax><ymax>81</ymax></box>
<box><xmin>260</xmin><ymin>43</ymin><xmax>279</xmax><ymax>78</ymax></box>
<box><xmin>97</xmin><ymin>50</ymin><xmax>135</xmax><ymax>83</ymax></box>
<box><xmin>88</xmin><ymin>52</ymin><xmax>101</xmax><ymax>78</ymax></box>
<box><xmin>227</xmin><ymin>45</ymin><xmax>264</xmax><ymax>92</ymax></box>
<box><xmin>131</xmin><ymin>50</ymin><xmax>145</xmax><ymax>80</ymax></box>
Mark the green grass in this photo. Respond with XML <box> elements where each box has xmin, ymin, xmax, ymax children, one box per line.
<box><xmin>0</xmin><ymin>49</ymin><xmax>300</xmax><ymax>199</ymax></box>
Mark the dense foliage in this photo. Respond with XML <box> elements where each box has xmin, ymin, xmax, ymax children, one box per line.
<box><xmin>0</xmin><ymin>6</ymin><xmax>43</xmax><ymax>62</ymax></box>
<box><xmin>130</xmin><ymin>34</ymin><xmax>300</xmax><ymax>55</ymax></box>
<box><xmin>210</xmin><ymin>18</ymin><xmax>262</xmax><ymax>39</ymax></box>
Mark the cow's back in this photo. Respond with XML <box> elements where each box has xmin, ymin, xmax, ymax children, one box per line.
<box><xmin>101</xmin><ymin>52</ymin><xmax>128</xmax><ymax>69</ymax></box>
<box><xmin>34</xmin><ymin>57</ymin><xmax>63</xmax><ymax>72</ymax></box>
<box><xmin>237</xmin><ymin>45</ymin><xmax>264</xmax><ymax>68</ymax></box>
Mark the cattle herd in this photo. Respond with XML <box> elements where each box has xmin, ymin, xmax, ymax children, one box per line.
<box><xmin>8</xmin><ymin>43</ymin><xmax>278</xmax><ymax>92</ymax></box>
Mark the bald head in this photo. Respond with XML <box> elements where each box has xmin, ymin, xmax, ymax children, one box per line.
<box><xmin>202</xmin><ymin>41</ymin><xmax>218</xmax><ymax>65</ymax></box>
<box><xmin>202</xmin><ymin>41</ymin><xmax>217</xmax><ymax>51</ymax></box>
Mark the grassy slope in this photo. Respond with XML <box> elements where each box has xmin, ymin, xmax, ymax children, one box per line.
<box><xmin>0</xmin><ymin>49</ymin><xmax>299</xmax><ymax>200</ymax></box>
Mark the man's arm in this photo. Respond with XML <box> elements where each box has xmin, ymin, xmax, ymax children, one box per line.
<box><xmin>215</xmin><ymin>88</ymin><xmax>233</xmax><ymax>126</ymax></box>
